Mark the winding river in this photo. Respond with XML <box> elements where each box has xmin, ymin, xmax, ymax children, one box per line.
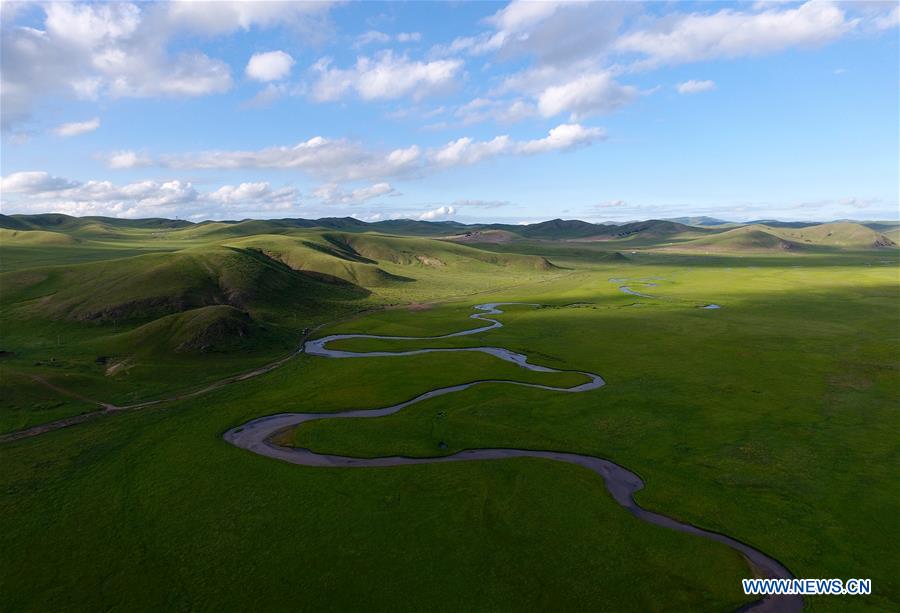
<box><xmin>224</xmin><ymin>303</ymin><xmax>799</xmax><ymax>612</ymax></box>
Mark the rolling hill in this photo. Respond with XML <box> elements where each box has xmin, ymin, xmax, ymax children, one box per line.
<box><xmin>655</xmin><ymin>225</ymin><xmax>803</xmax><ymax>253</ymax></box>
<box><xmin>108</xmin><ymin>305</ymin><xmax>271</xmax><ymax>354</ymax></box>
<box><xmin>770</xmin><ymin>222</ymin><xmax>896</xmax><ymax>248</ymax></box>
<box><xmin>0</xmin><ymin>246</ymin><xmax>367</xmax><ymax>324</ymax></box>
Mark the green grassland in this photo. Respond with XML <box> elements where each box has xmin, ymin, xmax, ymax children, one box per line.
<box><xmin>0</xmin><ymin>215</ymin><xmax>565</xmax><ymax>425</ymax></box>
<box><xmin>1</xmin><ymin>213</ymin><xmax>898</xmax><ymax>611</ymax></box>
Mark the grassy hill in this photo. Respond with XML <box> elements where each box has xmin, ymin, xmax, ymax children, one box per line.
<box><xmin>0</xmin><ymin>219</ymin><xmax>570</xmax><ymax>416</ymax></box>
<box><xmin>0</xmin><ymin>228</ymin><xmax>79</xmax><ymax>245</ymax></box>
<box><xmin>108</xmin><ymin>305</ymin><xmax>272</xmax><ymax>354</ymax></box>
<box><xmin>513</xmin><ymin>218</ymin><xmax>603</xmax><ymax>239</ymax></box>
<box><xmin>771</xmin><ymin>221</ymin><xmax>896</xmax><ymax>248</ymax></box>
<box><xmin>0</xmin><ymin>213</ymin><xmax>894</xmax><ymax>413</ymax></box>
<box><xmin>1</xmin><ymin>246</ymin><xmax>365</xmax><ymax>324</ymax></box>
<box><xmin>658</xmin><ymin>225</ymin><xmax>802</xmax><ymax>253</ymax></box>
<box><xmin>599</xmin><ymin>219</ymin><xmax>702</xmax><ymax>240</ymax></box>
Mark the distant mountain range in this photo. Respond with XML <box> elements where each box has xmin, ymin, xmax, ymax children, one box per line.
<box><xmin>1</xmin><ymin>213</ymin><xmax>898</xmax><ymax>249</ymax></box>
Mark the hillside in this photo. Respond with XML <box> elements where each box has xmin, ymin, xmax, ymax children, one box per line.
<box><xmin>108</xmin><ymin>305</ymin><xmax>271</xmax><ymax>354</ymax></box>
<box><xmin>771</xmin><ymin>222</ymin><xmax>896</xmax><ymax>248</ymax></box>
<box><xmin>514</xmin><ymin>218</ymin><xmax>605</xmax><ymax>239</ymax></box>
<box><xmin>0</xmin><ymin>228</ymin><xmax>79</xmax><ymax>245</ymax></box>
<box><xmin>657</xmin><ymin>225</ymin><xmax>803</xmax><ymax>253</ymax></box>
<box><xmin>0</xmin><ymin>220</ymin><xmax>566</xmax><ymax>398</ymax></box>
<box><xmin>444</xmin><ymin>229</ymin><xmax>518</xmax><ymax>244</ymax></box>
<box><xmin>1</xmin><ymin>246</ymin><xmax>367</xmax><ymax>324</ymax></box>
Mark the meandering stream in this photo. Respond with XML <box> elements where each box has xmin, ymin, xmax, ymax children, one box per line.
<box><xmin>224</xmin><ymin>303</ymin><xmax>798</xmax><ymax>612</ymax></box>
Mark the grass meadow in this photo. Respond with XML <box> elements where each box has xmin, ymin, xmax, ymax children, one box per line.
<box><xmin>1</xmin><ymin>219</ymin><xmax>897</xmax><ymax>611</ymax></box>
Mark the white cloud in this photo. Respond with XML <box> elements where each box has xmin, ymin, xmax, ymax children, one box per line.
<box><xmin>615</xmin><ymin>1</ymin><xmax>858</xmax><ymax>67</ymax></box>
<box><xmin>311</xmin><ymin>51</ymin><xmax>462</xmax><ymax>102</ymax></box>
<box><xmin>440</xmin><ymin>1</ymin><xmax>628</xmax><ymax>66</ymax></box>
<box><xmin>676</xmin><ymin>79</ymin><xmax>716</xmax><ymax>94</ymax></box>
<box><xmin>872</xmin><ymin>5</ymin><xmax>899</xmax><ymax>30</ymax></box>
<box><xmin>0</xmin><ymin>2</ymin><xmax>234</xmax><ymax>130</ymax></box>
<box><xmin>418</xmin><ymin>205</ymin><xmax>456</xmax><ymax>220</ymax></box>
<box><xmin>537</xmin><ymin>72</ymin><xmax>638</xmax><ymax>119</ymax></box>
<box><xmin>313</xmin><ymin>182</ymin><xmax>397</xmax><ymax>204</ymax></box>
<box><xmin>355</xmin><ymin>31</ymin><xmax>421</xmax><ymax>47</ymax></box>
<box><xmin>108</xmin><ymin>52</ymin><xmax>233</xmax><ymax>98</ymax></box>
<box><xmin>246</xmin><ymin>50</ymin><xmax>295</xmax><ymax>82</ymax></box>
<box><xmin>0</xmin><ymin>171</ymin><xmax>80</xmax><ymax>193</ymax></box>
<box><xmin>430</xmin><ymin>123</ymin><xmax>605</xmax><ymax>166</ymax></box>
<box><xmin>44</xmin><ymin>2</ymin><xmax>142</xmax><ymax>48</ymax></box>
<box><xmin>163</xmin><ymin>1</ymin><xmax>335</xmax><ymax>37</ymax></box>
<box><xmin>107</xmin><ymin>150</ymin><xmax>152</xmax><ymax>169</ymax></box>
<box><xmin>454</xmin><ymin>97</ymin><xmax>537</xmax><ymax>125</ymax></box>
<box><xmin>111</xmin><ymin>123</ymin><xmax>606</xmax><ymax>182</ymax></box>
<box><xmin>207</xmin><ymin>182</ymin><xmax>299</xmax><ymax>208</ymax></box>
<box><xmin>487</xmin><ymin>1</ymin><xmax>564</xmax><ymax>34</ymax></box>
<box><xmin>209</xmin><ymin>182</ymin><xmax>275</xmax><ymax>203</ymax></box>
<box><xmin>1</xmin><ymin>175</ymin><xmax>199</xmax><ymax>217</ymax></box>
<box><xmin>351</xmin><ymin>212</ymin><xmax>384</xmax><ymax>222</ymax></box>
<box><xmin>430</xmin><ymin>136</ymin><xmax>512</xmax><ymax>167</ymax></box>
<box><xmin>160</xmin><ymin>136</ymin><xmax>423</xmax><ymax>182</ymax></box>
<box><xmin>516</xmin><ymin>123</ymin><xmax>606</xmax><ymax>154</ymax></box>
<box><xmin>1</xmin><ymin>172</ymin><xmax>300</xmax><ymax>219</ymax></box>
<box><xmin>0</xmin><ymin>1</ymin><xmax>335</xmax><ymax>130</ymax></box>
<box><xmin>53</xmin><ymin>117</ymin><xmax>101</xmax><ymax>137</ymax></box>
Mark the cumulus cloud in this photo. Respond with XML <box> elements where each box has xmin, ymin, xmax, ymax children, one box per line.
<box><xmin>207</xmin><ymin>182</ymin><xmax>298</xmax><ymax>207</ymax></box>
<box><xmin>2</xmin><ymin>176</ymin><xmax>198</xmax><ymax>217</ymax></box>
<box><xmin>432</xmin><ymin>1</ymin><xmax>880</xmax><ymax>125</ymax></box>
<box><xmin>107</xmin><ymin>123</ymin><xmax>605</xmax><ymax>182</ymax></box>
<box><xmin>430</xmin><ymin>123</ymin><xmax>605</xmax><ymax>166</ymax></box>
<box><xmin>615</xmin><ymin>1</ymin><xmax>858</xmax><ymax>67</ymax></box>
<box><xmin>312</xmin><ymin>182</ymin><xmax>397</xmax><ymax>205</ymax></box>
<box><xmin>164</xmin><ymin>1</ymin><xmax>334</xmax><ymax>36</ymax></box>
<box><xmin>440</xmin><ymin>1</ymin><xmax>629</xmax><ymax>66</ymax></box>
<box><xmin>417</xmin><ymin>205</ymin><xmax>456</xmax><ymax>220</ymax></box>
<box><xmin>1</xmin><ymin>171</ymin><xmax>80</xmax><ymax>193</ymax></box>
<box><xmin>53</xmin><ymin>117</ymin><xmax>101</xmax><ymax>137</ymax></box>
<box><xmin>516</xmin><ymin>123</ymin><xmax>606</xmax><ymax>154</ymax></box>
<box><xmin>537</xmin><ymin>72</ymin><xmax>638</xmax><ymax>119</ymax></box>
<box><xmin>430</xmin><ymin>136</ymin><xmax>513</xmax><ymax>167</ymax></box>
<box><xmin>245</xmin><ymin>50</ymin><xmax>295</xmax><ymax>81</ymax></box>
<box><xmin>310</xmin><ymin>51</ymin><xmax>462</xmax><ymax>102</ymax></box>
<box><xmin>106</xmin><ymin>150</ymin><xmax>152</xmax><ymax>169</ymax></box>
<box><xmin>0</xmin><ymin>1</ymin><xmax>335</xmax><ymax>130</ymax></box>
<box><xmin>158</xmin><ymin>136</ymin><xmax>422</xmax><ymax>183</ymax></box>
<box><xmin>676</xmin><ymin>79</ymin><xmax>716</xmax><ymax>94</ymax></box>
<box><xmin>1</xmin><ymin>172</ymin><xmax>300</xmax><ymax>219</ymax></box>
<box><xmin>487</xmin><ymin>1</ymin><xmax>563</xmax><ymax>34</ymax></box>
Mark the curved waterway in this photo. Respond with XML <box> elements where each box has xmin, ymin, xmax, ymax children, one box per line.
<box><xmin>225</xmin><ymin>303</ymin><xmax>798</xmax><ymax>612</ymax></box>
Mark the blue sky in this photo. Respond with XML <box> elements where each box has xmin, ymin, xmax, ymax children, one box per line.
<box><xmin>1</xmin><ymin>0</ymin><xmax>897</xmax><ymax>223</ymax></box>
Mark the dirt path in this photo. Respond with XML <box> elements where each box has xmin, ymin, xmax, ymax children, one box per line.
<box><xmin>225</xmin><ymin>302</ymin><xmax>800</xmax><ymax>613</ymax></box>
